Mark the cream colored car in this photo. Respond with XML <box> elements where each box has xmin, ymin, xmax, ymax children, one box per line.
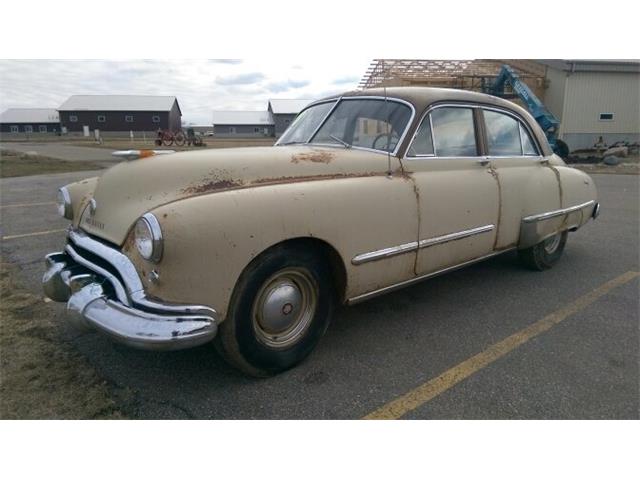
<box><xmin>43</xmin><ymin>87</ymin><xmax>599</xmax><ymax>376</ymax></box>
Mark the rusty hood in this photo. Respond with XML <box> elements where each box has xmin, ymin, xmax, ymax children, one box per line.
<box><xmin>77</xmin><ymin>145</ymin><xmax>391</xmax><ymax>245</ymax></box>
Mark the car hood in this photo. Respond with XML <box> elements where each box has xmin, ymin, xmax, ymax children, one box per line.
<box><xmin>78</xmin><ymin>145</ymin><xmax>391</xmax><ymax>245</ymax></box>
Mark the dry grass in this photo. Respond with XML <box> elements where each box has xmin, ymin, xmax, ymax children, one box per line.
<box><xmin>0</xmin><ymin>260</ymin><xmax>124</xmax><ymax>419</ymax></box>
<box><xmin>0</xmin><ymin>149</ymin><xmax>104</xmax><ymax>178</ymax></box>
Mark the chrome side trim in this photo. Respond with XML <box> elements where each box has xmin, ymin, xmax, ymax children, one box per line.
<box><xmin>347</xmin><ymin>248</ymin><xmax>515</xmax><ymax>305</ymax></box>
<box><xmin>418</xmin><ymin>224</ymin><xmax>494</xmax><ymax>249</ymax></box>
<box><xmin>352</xmin><ymin>241</ymin><xmax>419</xmax><ymax>266</ymax></box>
<box><xmin>351</xmin><ymin>224</ymin><xmax>495</xmax><ymax>265</ymax></box>
<box><xmin>522</xmin><ymin>200</ymin><xmax>595</xmax><ymax>223</ymax></box>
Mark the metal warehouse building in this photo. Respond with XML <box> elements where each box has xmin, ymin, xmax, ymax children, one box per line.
<box><xmin>0</xmin><ymin>108</ymin><xmax>60</xmax><ymax>134</ymax></box>
<box><xmin>268</xmin><ymin>99</ymin><xmax>312</xmax><ymax>136</ymax></box>
<box><xmin>58</xmin><ymin>95</ymin><xmax>182</xmax><ymax>134</ymax></box>
<box><xmin>539</xmin><ymin>60</ymin><xmax>640</xmax><ymax>150</ymax></box>
<box><xmin>212</xmin><ymin>99</ymin><xmax>312</xmax><ymax>138</ymax></box>
<box><xmin>359</xmin><ymin>59</ymin><xmax>640</xmax><ymax>152</ymax></box>
<box><xmin>212</xmin><ymin>111</ymin><xmax>274</xmax><ymax>137</ymax></box>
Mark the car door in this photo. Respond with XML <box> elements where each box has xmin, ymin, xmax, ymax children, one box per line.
<box><xmin>479</xmin><ymin>107</ymin><xmax>561</xmax><ymax>250</ymax></box>
<box><xmin>403</xmin><ymin>105</ymin><xmax>500</xmax><ymax>276</ymax></box>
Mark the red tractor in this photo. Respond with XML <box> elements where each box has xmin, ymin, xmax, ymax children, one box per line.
<box><xmin>155</xmin><ymin>129</ymin><xmax>186</xmax><ymax>147</ymax></box>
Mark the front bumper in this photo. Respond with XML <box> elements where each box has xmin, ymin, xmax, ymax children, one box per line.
<box><xmin>42</xmin><ymin>229</ymin><xmax>218</xmax><ymax>350</ymax></box>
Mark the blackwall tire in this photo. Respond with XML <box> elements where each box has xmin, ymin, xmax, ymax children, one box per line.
<box><xmin>215</xmin><ymin>245</ymin><xmax>334</xmax><ymax>377</ymax></box>
<box><xmin>518</xmin><ymin>231</ymin><xmax>568</xmax><ymax>271</ymax></box>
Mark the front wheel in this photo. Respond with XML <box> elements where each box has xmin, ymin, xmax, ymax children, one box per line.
<box><xmin>518</xmin><ymin>231</ymin><xmax>568</xmax><ymax>271</ymax></box>
<box><xmin>216</xmin><ymin>245</ymin><xmax>334</xmax><ymax>377</ymax></box>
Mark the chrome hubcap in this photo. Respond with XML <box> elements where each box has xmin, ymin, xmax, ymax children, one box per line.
<box><xmin>544</xmin><ymin>233</ymin><xmax>561</xmax><ymax>254</ymax></box>
<box><xmin>252</xmin><ymin>268</ymin><xmax>318</xmax><ymax>349</ymax></box>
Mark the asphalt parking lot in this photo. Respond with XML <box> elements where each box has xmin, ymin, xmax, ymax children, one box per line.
<box><xmin>1</xmin><ymin>170</ymin><xmax>638</xmax><ymax>419</ymax></box>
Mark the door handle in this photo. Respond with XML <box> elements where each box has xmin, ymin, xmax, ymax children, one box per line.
<box><xmin>477</xmin><ymin>158</ymin><xmax>490</xmax><ymax>166</ymax></box>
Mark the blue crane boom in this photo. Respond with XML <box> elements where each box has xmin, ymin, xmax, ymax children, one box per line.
<box><xmin>489</xmin><ymin>64</ymin><xmax>565</xmax><ymax>156</ymax></box>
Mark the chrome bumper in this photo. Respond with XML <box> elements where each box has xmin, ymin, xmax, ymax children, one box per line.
<box><xmin>42</xmin><ymin>230</ymin><xmax>218</xmax><ymax>350</ymax></box>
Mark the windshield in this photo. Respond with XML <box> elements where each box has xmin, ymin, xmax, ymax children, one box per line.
<box><xmin>277</xmin><ymin>98</ymin><xmax>413</xmax><ymax>153</ymax></box>
<box><xmin>311</xmin><ymin>99</ymin><xmax>412</xmax><ymax>153</ymax></box>
<box><xmin>277</xmin><ymin>101</ymin><xmax>336</xmax><ymax>145</ymax></box>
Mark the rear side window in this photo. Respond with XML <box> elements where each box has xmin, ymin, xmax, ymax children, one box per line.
<box><xmin>484</xmin><ymin>110</ymin><xmax>521</xmax><ymax>156</ymax></box>
<box><xmin>484</xmin><ymin>109</ymin><xmax>539</xmax><ymax>156</ymax></box>
<box><xmin>430</xmin><ymin>107</ymin><xmax>478</xmax><ymax>157</ymax></box>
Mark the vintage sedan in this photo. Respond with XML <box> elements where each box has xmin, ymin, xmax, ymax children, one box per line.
<box><xmin>43</xmin><ymin>87</ymin><xmax>599</xmax><ymax>376</ymax></box>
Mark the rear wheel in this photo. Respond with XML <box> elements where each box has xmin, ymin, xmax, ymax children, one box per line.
<box><xmin>216</xmin><ymin>245</ymin><xmax>334</xmax><ymax>377</ymax></box>
<box><xmin>518</xmin><ymin>231</ymin><xmax>568</xmax><ymax>271</ymax></box>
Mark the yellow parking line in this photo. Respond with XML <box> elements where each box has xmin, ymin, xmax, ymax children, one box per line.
<box><xmin>2</xmin><ymin>229</ymin><xmax>67</xmax><ymax>241</ymax></box>
<box><xmin>0</xmin><ymin>201</ymin><xmax>56</xmax><ymax>209</ymax></box>
<box><xmin>363</xmin><ymin>270</ymin><xmax>640</xmax><ymax>420</ymax></box>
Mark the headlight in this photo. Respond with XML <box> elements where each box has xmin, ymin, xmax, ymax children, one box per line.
<box><xmin>56</xmin><ymin>187</ymin><xmax>73</xmax><ymax>219</ymax></box>
<box><xmin>134</xmin><ymin>213</ymin><xmax>163</xmax><ymax>262</ymax></box>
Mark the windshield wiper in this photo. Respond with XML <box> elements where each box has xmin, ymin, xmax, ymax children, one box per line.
<box><xmin>277</xmin><ymin>141</ymin><xmax>303</xmax><ymax>146</ymax></box>
<box><xmin>329</xmin><ymin>134</ymin><xmax>351</xmax><ymax>149</ymax></box>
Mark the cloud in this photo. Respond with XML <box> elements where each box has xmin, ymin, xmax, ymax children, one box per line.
<box><xmin>209</xmin><ymin>59</ymin><xmax>243</xmax><ymax>65</ymax></box>
<box><xmin>266</xmin><ymin>79</ymin><xmax>310</xmax><ymax>93</ymax></box>
<box><xmin>332</xmin><ymin>75</ymin><xmax>360</xmax><ymax>85</ymax></box>
<box><xmin>215</xmin><ymin>72</ymin><xmax>265</xmax><ymax>85</ymax></box>
<box><xmin>0</xmin><ymin>58</ymin><xmax>371</xmax><ymax>125</ymax></box>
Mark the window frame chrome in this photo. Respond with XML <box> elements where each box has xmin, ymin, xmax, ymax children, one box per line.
<box><xmin>404</xmin><ymin>102</ymin><xmax>544</xmax><ymax>161</ymax></box>
<box><xmin>276</xmin><ymin>95</ymin><xmax>416</xmax><ymax>157</ymax></box>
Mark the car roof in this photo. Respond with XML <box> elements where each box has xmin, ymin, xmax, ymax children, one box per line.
<box><xmin>320</xmin><ymin>86</ymin><xmax>520</xmax><ymax>112</ymax></box>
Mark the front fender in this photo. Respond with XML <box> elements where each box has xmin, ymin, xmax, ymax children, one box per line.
<box><xmin>123</xmin><ymin>174</ymin><xmax>418</xmax><ymax>320</ymax></box>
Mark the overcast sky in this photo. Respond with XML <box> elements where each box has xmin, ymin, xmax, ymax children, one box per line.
<box><xmin>0</xmin><ymin>59</ymin><xmax>371</xmax><ymax>125</ymax></box>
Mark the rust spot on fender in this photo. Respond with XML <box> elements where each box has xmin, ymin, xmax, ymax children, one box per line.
<box><xmin>290</xmin><ymin>151</ymin><xmax>334</xmax><ymax>164</ymax></box>
<box><xmin>181</xmin><ymin>178</ymin><xmax>244</xmax><ymax>195</ymax></box>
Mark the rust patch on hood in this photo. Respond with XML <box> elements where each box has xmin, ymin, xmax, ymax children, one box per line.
<box><xmin>181</xmin><ymin>178</ymin><xmax>244</xmax><ymax>195</ymax></box>
<box><xmin>291</xmin><ymin>151</ymin><xmax>334</xmax><ymax>164</ymax></box>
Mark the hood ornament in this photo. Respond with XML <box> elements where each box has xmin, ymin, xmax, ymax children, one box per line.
<box><xmin>89</xmin><ymin>198</ymin><xmax>97</xmax><ymax>215</ymax></box>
